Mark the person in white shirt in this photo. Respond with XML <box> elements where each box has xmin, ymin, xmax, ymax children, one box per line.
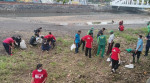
<box><xmin>107</xmin><ymin>30</ymin><xmax>115</xmax><ymax>55</ymax></box>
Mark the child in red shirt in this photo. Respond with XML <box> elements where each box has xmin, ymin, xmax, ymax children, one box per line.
<box><xmin>3</xmin><ymin>37</ymin><xmax>15</xmax><ymax>55</ymax></box>
<box><xmin>84</xmin><ymin>33</ymin><xmax>93</xmax><ymax>58</ymax></box>
<box><xmin>111</xmin><ymin>43</ymin><xmax>121</xmax><ymax>73</ymax></box>
<box><xmin>31</xmin><ymin>64</ymin><xmax>48</xmax><ymax>83</ymax></box>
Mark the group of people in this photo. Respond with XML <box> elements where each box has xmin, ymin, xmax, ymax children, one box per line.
<box><xmin>29</xmin><ymin>27</ymin><xmax>56</xmax><ymax>52</ymax></box>
<box><xmin>2</xmin><ymin>27</ymin><xmax>56</xmax><ymax>56</ymax></box>
<box><xmin>74</xmin><ymin>22</ymin><xmax>150</xmax><ymax>73</ymax></box>
<box><xmin>2</xmin><ymin>21</ymin><xmax>150</xmax><ymax>83</ymax></box>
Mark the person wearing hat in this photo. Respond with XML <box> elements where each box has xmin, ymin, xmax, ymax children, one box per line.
<box><xmin>97</xmin><ymin>28</ymin><xmax>106</xmax><ymax>38</ymax></box>
<box><xmin>87</xmin><ymin>27</ymin><xmax>94</xmax><ymax>37</ymax></box>
<box><xmin>107</xmin><ymin>30</ymin><xmax>115</xmax><ymax>55</ymax></box>
<box><xmin>31</xmin><ymin>64</ymin><xmax>48</xmax><ymax>83</ymax></box>
<box><xmin>96</xmin><ymin>32</ymin><xmax>106</xmax><ymax>58</ymax></box>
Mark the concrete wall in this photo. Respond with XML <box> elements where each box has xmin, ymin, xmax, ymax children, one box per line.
<box><xmin>0</xmin><ymin>2</ymin><xmax>112</xmax><ymax>13</ymax></box>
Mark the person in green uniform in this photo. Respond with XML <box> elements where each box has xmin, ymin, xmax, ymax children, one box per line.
<box><xmin>147</xmin><ymin>22</ymin><xmax>150</xmax><ymax>33</ymax></box>
<box><xmin>96</xmin><ymin>32</ymin><xmax>106</xmax><ymax>58</ymax></box>
<box><xmin>87</xmin><ymin>27</ymin><xmax>94</xmax><ymax>37</ymax></box>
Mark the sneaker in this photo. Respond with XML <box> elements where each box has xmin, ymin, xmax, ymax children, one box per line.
<box><xmin>10</xmin><ymin>54</ymin><xmax>13</xmax><ymax>56</ymax></box>
<box><xmin>112</xmin><ymin>69</ymin><xmax>116</xmax><ymax>73</ymax></box>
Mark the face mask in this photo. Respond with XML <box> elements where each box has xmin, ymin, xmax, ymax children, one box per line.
<box><xmin>37</xmin><ymin>69</ymin><xmax>42</xmax><ymax>72</ymax></box>
<box><xmin>138</xmin><ymin>38</ymin><xmax>140</xmax><ymax>40</ymax></box>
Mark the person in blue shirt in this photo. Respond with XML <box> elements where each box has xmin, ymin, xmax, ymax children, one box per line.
<box><xmin>132</xmin><ymin>35</ymin><xmax>143</xmax><ymax>63</ymax></box>
<box><xmin>74</xmin><ymin>30</ymin><xmax>81</xmax><ymax>53</ymax></box>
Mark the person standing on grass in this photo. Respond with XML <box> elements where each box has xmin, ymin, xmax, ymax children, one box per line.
<box><xmin>107</xmin><ymin>30</ymin><xmax>115</xmax><ymax>55</ymax></box>
<box><xmin>144</xmin><ymin>33</ymin><xmax>150</xmax><ymax>56</ymax></box>
<box><xmin>80</xmin><ymin>36</ymin><xmax>86</xmax><ymax>51</ymax></box>
<box><xmin>34</xmin><ymin>27</ymin><xmax>42</xmax><ymax>37</ymax></box>
<box><xmin>31</xmin><ymin>64</ymin><xmax>48</xmax><ymax>83</ymax></box>
<box><xmin>97</xmin><ymin>28</ymin><xmax>106</xmax><ymax>38</ymax></box>
<box><xmin>3</xmin><ymin>37</ymin><xmax>16</xmax><ymax>56</ymax></box>
<box><xmin>111</xmin><ymin>43</ymin><xmax>121</xmax><ymax>73</ymax></box>
<box><xmin>84</xmin><ymin>33</ymin><xmax>93</xmax><ymax>58</ymax></box>
<box><xmin>132</xmin><ymin>35</ymin><xmax>143</xmax><ymax>63</ymax></box>
<box><xmin>74</xmin><ymin>30</ymin><xmax>81</xmax><ymax>54</ymax></box>
<box><xmin>147</xmin><ymin>22</ymin><xmax>150</xmax><ymax>33</ymax></box>
<box><xmin>96</xmin><ymin>32</ymin><xmax>107</xmax><ymax>58</ymax></box>
<box><xmin>87</xmin><ymin>27</ymin><xmax>94</xmax><ymax>37</ymax></box>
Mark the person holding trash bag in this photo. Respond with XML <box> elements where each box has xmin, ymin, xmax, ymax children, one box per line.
<box><xmin>107</xmin><ymin>30</ymin><xmax>115</xmax><ymax>55</ymax></box>
<box><xmin>31</xmin><ymin>64</ymin><xmax>48</xmax><ymax>83</ymax></box>
<box><xmin>84</xmin><ymin>33</ymin><xmax>93</xmax><ymax>58</ymax></box>
<box><xmin>96</xmin><ymin>32</ymin><xmax>107</xmax><ymax>58</ymax></box>
<box><xmin>111</xmin><ymin>43</ymin><xmax>121</xmax><ymax>73</ymax></box>
<box><xmin>30</xmin><ymin>35</ymin><xmax>37</xmax><ymax>46</ymax></box>
<box><xmin>3</xmin><ymin>37</ymin><xmax>16</xmax><ymax>56</ymax></box>
<box><xmin>132</xmin><ymin>35</ymin><xmax>143</xmax><ymax>63</ymax></box>
<box><xmin>74</xmin><ymin>30</ymin><xmax>81</xmax><ymax>54</ymax></box>
<box><xmin>14</xmin><ymin>35</ymin><xmax>21</xmax><ymax>48</ymax></box>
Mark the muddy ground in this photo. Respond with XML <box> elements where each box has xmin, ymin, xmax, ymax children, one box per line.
<box><xmin>0</xmin><ymin>11</ymin><xmax>150</xmax><ymax>83</ymax></box>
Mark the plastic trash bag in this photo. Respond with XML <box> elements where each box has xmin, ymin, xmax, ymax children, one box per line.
<box><xmin>107</xmin><ymin>58</ymin><xmax>111</xmax><ymax>62</ymax></box>
<box><xmin>36</xmin><ymin>37</ymin><xmax>42</xmax><ymax>43</ymax></box>
<box><xmin>71</xmin><ymin>44</ymin><xmax>76</xmax><ymax>51</ymax></box>
<box><xmin>125</xmin><ymin>64</ymin><xmax>134</xmax><ymax>68</ymax></box>
<box><xmin>20</xmin><ymin>40</ymin><xmax>27</xmax><ymax>49</ymax></box>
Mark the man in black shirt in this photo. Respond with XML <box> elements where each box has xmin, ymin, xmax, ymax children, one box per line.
<box><xmin>34</xmin><ymin>27</ymin><xmax>42</xmax><ymax>37</ymax></box>
<box><xmin>97</xmin><ymin>28</ymin><xmax>106</xmax><ymax>38</ymax></box>
<box><xmin>144</xmin><ymin>33</ymin><xmax>150</xmax><ymax>56</ymax></box>
<box><xmin>30</xmin><ymin>36</ymin><xmax>37</xmax><ymax>46</ymax></box>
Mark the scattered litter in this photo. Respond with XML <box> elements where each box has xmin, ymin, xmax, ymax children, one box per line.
<box><xmin>20</xmin><ymin>40</ymin><xmax>27</xmax><ymax>49</ymax></box>
<box><xmin>101</xmin><ymin>22</ymin><xmax>108</xmax><ymax>25</ymax></box>
<box><xmin>71</xmin><ymin>44</ymin><xmax>76</xmax><ymax>51</ymax></box>
<box><xmin>125</xmin><ymin>64</ymin><xmax>134</xmax><ymax>68</ymax></box>
<box><xmin>87</xmin><ymin>22</ymin><xmax>93</xmax><ymax>25</ymax></box>
<box><xmin>36</xmin><ymin>37</ymin><xmax>42</xmax><ymax>43</ymax></box>
<box><xmin>59</xmin><ymin>23</ymin><xmax>68</xmax><ymax>26</ymax></box>
<box><xmin>106</xmin><ymin>58</ymin><xmax>111</xmax><ymax>62</ymax></box>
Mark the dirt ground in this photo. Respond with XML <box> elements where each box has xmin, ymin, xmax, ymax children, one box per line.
<box><xmin>0</xmin><ymin>12</ymin><xmax>150</xmax><ymax>83</ymax></box>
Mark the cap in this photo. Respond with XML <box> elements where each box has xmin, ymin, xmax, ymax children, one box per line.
<box><xmin>110</xmin><ymin>30</ymin><xmax>114</xmax><ymax>33</ymax></box>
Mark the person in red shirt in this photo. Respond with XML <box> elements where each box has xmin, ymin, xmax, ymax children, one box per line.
<box><xmin>3</xmin><ymin>37</ymin><xmax>15</xmax><ymax>56</ymax></box>
<box><xmin>44</xmin><ymin>32</ymin><xmax>56</xmax><ymax>49</ymax></box>
<box><xmin>31</xmin><ymin>64</ymin><xmax>48</xmax><ymax>83</ymax></box>
<box><xmin>80</xmin><ymin>36</ymin><xmax>86</xmax><ymax>51</ymax></box>
<box><xmin>111</xmin><ymin>43</ymin><xmax>121</xmax><ymax>73</ymax></box>
<box><xmin>119</xmin><ymin>25</ymin><xmax>124</xmax><ymax>31</ymax></box>
<box><xmin>84</xmin><ymin>33</ymin><xmax>93</xmax><ymax>58</ymax></box>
